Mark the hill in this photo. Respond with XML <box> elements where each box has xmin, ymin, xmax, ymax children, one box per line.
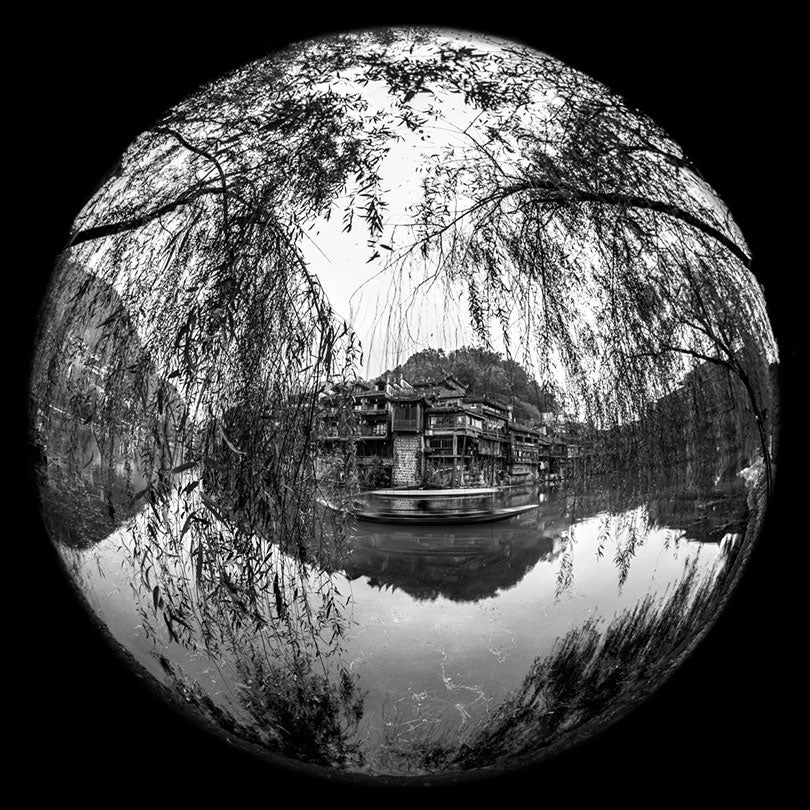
<box><xmin>388</xmin><ymin>347</ymin><xmax>559</xmax><ymax>424</ymax></box>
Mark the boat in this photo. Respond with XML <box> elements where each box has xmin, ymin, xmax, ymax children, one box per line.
<box><xmin>353</xmin><ymin>487</ymin><xmax>537</xmax><ymax>525</ymax></box>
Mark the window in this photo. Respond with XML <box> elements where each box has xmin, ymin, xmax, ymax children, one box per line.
<box><xmin>394</xmin><ymin>403</ymin><xmax>419</xmax><ymax>430</ymax></box>
<box><xmin>428</xmin><ymin>438</ymin><xmax>453</xmax><ymax>451</ymax></box>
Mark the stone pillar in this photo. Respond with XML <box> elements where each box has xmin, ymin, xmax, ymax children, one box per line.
<box><xmin>392</xmin><ymin>433</ymin><xmax>421</xmax><ymax>487</ymax></box>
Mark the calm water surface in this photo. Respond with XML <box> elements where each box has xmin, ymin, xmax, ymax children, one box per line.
<box><xmin>59</xmin><ymin>485</ymin><xmax>735</xmax><ymax>769</ymax></box>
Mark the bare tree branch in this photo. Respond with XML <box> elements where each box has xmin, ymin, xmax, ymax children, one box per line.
<box><xmin>502</xmin><ymin>180</ymin><xmax>752</xmax><ymax>269</ymax></box>
<box><xmin>67</xmin><ymin>185</ymin><xmax>226</xmax><ymax>248</ymax></box>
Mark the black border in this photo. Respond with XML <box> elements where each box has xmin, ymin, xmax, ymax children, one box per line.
<box><xmin>13</xmin><ymin>9</ymin><xmax>798</xmax><ymax>801</ymax></box>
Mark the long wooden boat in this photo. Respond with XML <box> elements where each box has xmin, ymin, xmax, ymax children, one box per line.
<box><xmin>353</xmin><ymin>487</ymin><xmax>537</xmax><ymax>525</ymax></box>
<box><xmin>355</xmin><ymin>504</ymin><xmax>536</xmax><ymax>525</ymax></box>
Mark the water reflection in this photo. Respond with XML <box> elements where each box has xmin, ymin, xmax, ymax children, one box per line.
<box><xmin>441</xmin><ymin>551</ymin><xmax>739</xmax><ymax>773</ymax></box>
<box><xmin>344</xmin><ymin>513</ymin><xmax>563</xmax><ymax>604</ymax></box>
<box><xmin>48</xmin><ymin>476</ymin><xmax>756</xmax><ymax>777</ymax></box>
<box><xmin>648</xmin><ymin>492</ymin><xmax>749</xmax><ymax>544</ymax></box>
<box><xmin>30</xmin><ymin>281</ymin><xmax>756</xmax><ymax>775</ymax></box>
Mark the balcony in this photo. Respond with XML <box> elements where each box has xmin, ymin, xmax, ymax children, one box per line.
<box><xmin>424</xmin><ymin>446</ymin><xmax>453</xmax><ymax>455</ymax></box>
<box><xmin>429</xmin><ymin>419</ymin><xmax>458</xmax><ymax>430</ymax></box>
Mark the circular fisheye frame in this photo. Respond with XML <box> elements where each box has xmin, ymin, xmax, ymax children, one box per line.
<box><xmin>30</xmin><ymin>27</ymin><xmax>777</xmax><ymax>782</ymax></box>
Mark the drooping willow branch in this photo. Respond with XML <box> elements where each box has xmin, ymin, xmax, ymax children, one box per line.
<box><xmin>37</xmin><ymin>28</ymin><xmax>776</xmax><ymax>608</ymax></box>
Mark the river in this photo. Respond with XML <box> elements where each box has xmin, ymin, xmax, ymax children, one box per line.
<box><xmin>52</xmin><ymin>479</ymin><xmax>750</xmax><ymax>775</ymax></box>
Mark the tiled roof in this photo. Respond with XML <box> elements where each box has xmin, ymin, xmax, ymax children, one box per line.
<box><xmin>388</xmin><ymin>392</ymin><xmax>428</xmax><ymax>402</ymax></box>
<box><xmin>463</xmin><ymin>395</ymin><xmax>509</xmax><ymax>410</ymax></box>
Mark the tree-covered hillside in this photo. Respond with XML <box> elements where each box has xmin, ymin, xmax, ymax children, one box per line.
<box><xmin>389</xmin><ymin>347</ymin><xmax>559</xmax><ymax>424</ymax></box>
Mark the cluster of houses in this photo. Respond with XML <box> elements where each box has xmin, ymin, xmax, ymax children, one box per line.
<box><xmin>319</xmin><ymin>374</ymin><xmax>584</xmax><ymax>489</ymax></box>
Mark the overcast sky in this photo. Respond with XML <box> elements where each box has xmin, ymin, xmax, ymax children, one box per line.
<box><xmin>298</xmin><ymin>50</ymin><xmax>551</xmax><ymax>380</ymax></box>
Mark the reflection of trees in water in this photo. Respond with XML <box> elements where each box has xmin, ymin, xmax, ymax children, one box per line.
<box><xmin>343</xmin><ymin>518</ymin><xmax>560</xmax><ymax>603</ymax></box>
<box><xmin>377</xmin><ymin>536</ymin><xmax>745</xmax><ymax>775</ymax></box>
<box><xmin>155</xmin><ymin>644</ymin><xmax>364</xmax><ymax>768</ymax></box>
<box><xmin>510</xmin><ymin>483</ymin><xmax>752</xmax><ymax>597</ymax></box>
<box><xmin>341</xmin><ymin>482</ymin><xmax>738</xmax><ymax>604</ymax></box>
<box><xmin>31</xmin><ymin>265</ymin><xmax>366</xmax><ymax>764</ymax></box>
<box><xmin>553</xmin><ymin>478</ymin><xmax>753</xmax><ymax>593</ymax></box>
<box><xmin>110</xmin><ymin>495</ymin><xmax>366</xmax><ymax>766</ymax></box>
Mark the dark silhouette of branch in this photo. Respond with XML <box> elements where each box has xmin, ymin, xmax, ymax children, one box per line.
<box><xmin>153</xmin><ymin>127</ymin><xmax>232</xmax><ymax>242</ymax></box>
<box><xmin>628</xmin><ymin>345</ymin><xmax>726</xmax><ymax>367</ymax></box>
<box><xmin>67</xmin><ymin>185</ymin><xmax>226</xmax><ymax>248</ymax></box>
<box><xmin>503</xmin><ymin>180</ymin><xmax>752</xmax><ymax>269</ymax></box>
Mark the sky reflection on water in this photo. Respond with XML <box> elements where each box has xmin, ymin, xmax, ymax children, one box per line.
<box><xmin>59</xmin><ymin>486</ymin><xmax>727</xmax><ymax>769</ymax></box>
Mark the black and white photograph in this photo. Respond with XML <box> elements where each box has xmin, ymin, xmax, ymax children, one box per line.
<box><xmin>15</xmin><ymin>11</ymin><xmax>797</xmax><ymax>801</ymax></box>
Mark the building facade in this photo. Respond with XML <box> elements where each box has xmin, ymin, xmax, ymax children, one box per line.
<box><xmin>320</xmin><ymin>374</ymin><xmax>578</xmax><ymax>489</ymax></box>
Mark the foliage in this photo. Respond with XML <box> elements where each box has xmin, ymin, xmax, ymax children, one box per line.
<box><xmin>32</xmin><ymin>28</ymin><xmax>777</xmax><ymax>528</ymax></box>
<box><xmin>28</xmin><ymin>27</ymin><xmax>778</xmax><ymax>771</ymax></box>
<box><xmin>358</xmin><ymin>455</ymin><xmax>391</xmax><ymax>488</ymax></box>
<box><xmin>156</xmin><ymin>649</ymin><xmax>364</xmax><ymax>767</ymax></box>
<box><xmin>391</xmin><ymin>345</ymin><xmax>559</xmax><ymax>421</ymax></box>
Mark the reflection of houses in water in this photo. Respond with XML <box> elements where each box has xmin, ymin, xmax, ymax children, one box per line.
<box><xmin>342</xmin><ymin>510</ymin><xmax>572</xmax><ymax>603</ymax></box>
<box><xmin>320</xmin><ymin>374</ymin><xmax>582</xmax><ymax>489</ymax></box>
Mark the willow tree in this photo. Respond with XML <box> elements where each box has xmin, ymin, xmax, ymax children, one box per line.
<box><xmin>30</xmin><ymin>27</ymin><xmax>777</xmax><ymax>762</ymax></box>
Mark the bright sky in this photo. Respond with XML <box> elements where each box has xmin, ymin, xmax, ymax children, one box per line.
<box><xmin>298</xmin><ymin>66</ymin><xmax>553</xmax><ymax>381</ymax></box>
<box><xmin>300</xmin><ymin>130</ymin><xmax>479</xmax><ymax>377</ymax></box>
